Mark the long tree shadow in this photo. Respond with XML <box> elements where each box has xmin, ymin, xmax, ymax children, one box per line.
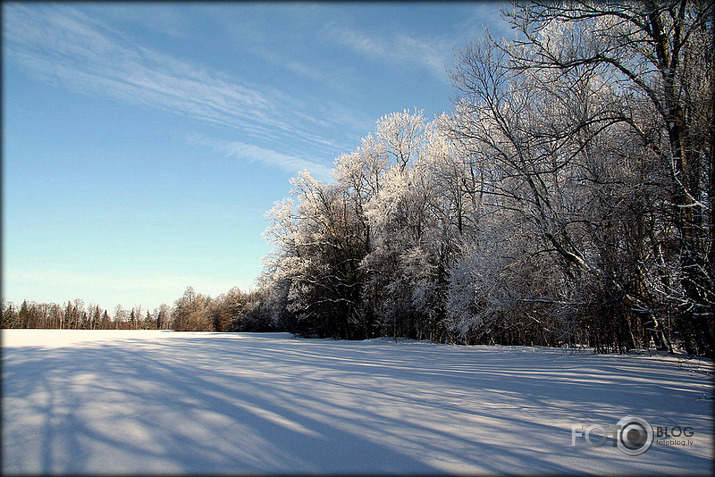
<box><xmin>2</xmin><ymin>332</ymin><xmax>713</xmax><ymax>474</ymax></box>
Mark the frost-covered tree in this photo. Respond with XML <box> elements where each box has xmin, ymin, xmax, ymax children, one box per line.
<box><xmin>264</xmin><ymin>110</ymin><xmax>450</xmax><ymax>339</ymax></box>
<box><xmin>264</xmin><ymin>171</ymin><xmax>369</xmax><ymax>338</ymax></box>
<box><xmin>171</xmin><ymin>286</ymin><xmax>212</xmax><ymax>331</ymax></box>
<box><xmin>511</xmin><ymin>0</ymin><xmax>713</xmax><ymax>355</ymax></box>
<box><xmin>448</xmin><ymin>0</ymin><xmax>713</xmax><ymax>354</ymax></box>
<box><xmin>358</xmin><ymin>111</ymin><xmax>452</xmax><ymax>340</ymax></box>
<box><xmin>259</xmin><ymin>1</ymin><xmax>711</xmax><ymax>355</ymax></box>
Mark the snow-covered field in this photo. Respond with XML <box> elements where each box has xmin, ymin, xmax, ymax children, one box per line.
<box><xmin>2</xmin><ymin>330</ymin><xmax>713</xmax><ymax>475</ymax></box>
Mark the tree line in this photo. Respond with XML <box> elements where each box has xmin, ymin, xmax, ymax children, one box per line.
<box><xmin>258</xmin><ymin>1</ymin><xmax>714</xmax><ymax>357</ymax></box>
<box><xmin>1</xmin><ymin>286</ymin><xmax>274</xmax><ymax>333</ymax></box>
<box><xmin>3</xmin><ymin>2</ymin><xmax>713</xmax><ymax>358</ymax></box>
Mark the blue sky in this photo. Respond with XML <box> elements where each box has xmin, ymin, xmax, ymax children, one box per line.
<box><xmin>2</xmin><ymin>2</ymin><xmax>510</xmax><ymax>312</ymax></box>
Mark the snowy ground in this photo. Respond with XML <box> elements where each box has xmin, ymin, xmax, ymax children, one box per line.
<box><xmin>2</xmin><ymin>330</ymin><xmax>713</xmax><ymax>475</ymax></box>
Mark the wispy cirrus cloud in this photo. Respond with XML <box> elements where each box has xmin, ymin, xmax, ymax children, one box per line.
<box><xmin>188</xmin><ymin>133</ymin><xmax>332</xmax><ymax>182</ymax></box>
<box><xmin>323</xmin><ymin>3</ymin><xmax>512</xmax><ymax>85</ymax></box>
<box><xmin>326</xmin><ymin>24</ymin><xmax>455</xmax><ymax>84</ymax></box>
<box><xmin>3</xmin><ymin>4</ymin><xmax>346</xmax><ymax>159</ymax></box>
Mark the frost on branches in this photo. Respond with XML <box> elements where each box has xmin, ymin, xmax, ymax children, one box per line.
<box><xmin>258</xmin><ymin>1</ymin><xmax>714</xmax><ymax>357</ymax></box>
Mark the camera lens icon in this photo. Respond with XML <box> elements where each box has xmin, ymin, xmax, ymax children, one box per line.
<box><xmin>616</xmin><ymin>416</ymin><xmax>654</xmax><ymax>455</ymax></box>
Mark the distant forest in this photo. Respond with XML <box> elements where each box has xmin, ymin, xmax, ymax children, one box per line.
<box><xmin>2</xmin><ymin>286</ymin><xmax>272</xmax><ymax>333</ymax></box>
<box><xmin>4</xmin><ymin>2</ymin><xmax>714</xmax><ymax>358</ymax></box>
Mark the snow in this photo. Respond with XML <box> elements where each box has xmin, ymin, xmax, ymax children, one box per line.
<box><xmin>2</xmin><ymin>330</ymin><xmax>713</xmax><ymax>475</ymax></box>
